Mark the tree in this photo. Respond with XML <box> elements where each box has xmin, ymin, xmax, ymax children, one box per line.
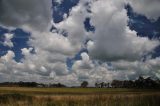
<box><xmin>111</xmin><ymin>80</ymin><xmax>123</xmax><ymax>88</ymax></box>
<box><xmin>95</xmin><ymin>82</ymin><xmax>99</xmax><ymax>88</ymax></box>
<box><xmin>100</xmin><ymin>82</ymin><xmax>105</xmax><ymax>88</ymax></box>
<box><xmin>81</xmin><ymin>81</ymin><xmax>88</xmax><ymax>88</ymax></box>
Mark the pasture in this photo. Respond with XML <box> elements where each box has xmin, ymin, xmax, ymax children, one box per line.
<box><xmin>0</xmin><ymin>87</ymin><xmax>159</xmax><ymax>106</ymax></box>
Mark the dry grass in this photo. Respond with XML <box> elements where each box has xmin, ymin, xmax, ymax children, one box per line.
<box><xmin>0</xmin><ymin>87</ymin><xmax>159</xmax><ymax>106</ymax></box>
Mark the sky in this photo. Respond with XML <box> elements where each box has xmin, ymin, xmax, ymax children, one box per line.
<box><xmin>0</xmin><ymin>0</ymin><xmax>160</xmax><ymax>86</ymax></box>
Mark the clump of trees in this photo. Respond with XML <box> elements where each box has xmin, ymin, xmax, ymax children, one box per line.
<box><xmin>81</xmin><ymin>81</ymin><xmax>88</xmax><ymax>88</ymax></box>
<box><xmin>50</xmin><ymin>83</ymin><xmax>66</xmax><ymax>88</ymax></box>
<box><xmin>95</xmin><ymin>82</ymin><xmax>110</xmax><ymax>88</ymax></box>
<box><xmin>0</xmin><ymin>82</ymin><xmax>66</xmax><ymax>88</ymax></box>
<box><xmin>0</xmin><ymin>82</ymin><xmax>40</xmax><ymax>87</ymax></box>
<box><xmin>111</xmin><ymin>76</ymin><xmax>160</xmax><ymax>89</ymax></box>
<box><xmin>94</xmin><ymin>76</ymin><xmax>160</xmax><ymax>89</ymax></box>
<box><xmin>0</xmin><ymin>76</ymin><xmax>159</xmax><ymax>89</ymax></box>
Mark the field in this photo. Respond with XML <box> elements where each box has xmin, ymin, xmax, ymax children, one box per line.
<box><xmin>0</xmin><ymin>87</ymin><xmax>160</xmax><ymax>106</ymax></box>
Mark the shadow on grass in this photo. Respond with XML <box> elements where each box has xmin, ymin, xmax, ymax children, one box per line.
<box><xmin>0</xmin><ymin>92</ymin><xmax>160</xmax><ymax>106</ymax></box>
<box><xmin>0</xmin><ymin>93</ymin><xmax>33</xmax><ymax>104</ymax></box>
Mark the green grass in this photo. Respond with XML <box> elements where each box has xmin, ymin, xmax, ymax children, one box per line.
<box><xmin>0</xmin><ymin>87</ymin><xmax>159</xmax><ymax>95</ymax></box>
<box><xmin>0</xmin><ymin>87</ymin><xmax>159</xmax><ymax>106</ymax></box>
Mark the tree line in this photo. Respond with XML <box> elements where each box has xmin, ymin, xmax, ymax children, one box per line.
<box><xmin>0</xmin><ymin>76</ymin><xmax>160</xmax><ymax>88</ymax></box>
<box><xmin>95</xmin><ymin>76</ymin><xmax>160</xmax><ymax>89</ymax></box>
<box><xmin>0</xmin><ymin>81</ymin><xmax>66</xmax><ymax>88</ymax></box>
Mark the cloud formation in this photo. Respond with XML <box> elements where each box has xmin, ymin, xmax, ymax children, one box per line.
<box><xmin>0</xmin><ymin>0</ymin><xmax>52</xmax><ymax>31</ymax></box>
<box><xmin>128</xmin><ymin>0</ymin><xmax>160</xmax><ymax>21</ymax></box>
<box><xmin>3</xmin><ymin>33</ymin><xmax>14</xmax><ymax>47</ymax></box>
<box><xmin>87</xmin><ymin>0</ymin><xmax>159</xmax><ymax>61</ymax></box>
<box><xmin>0</xmin><ymin>0</ymin><xmax>159</xmax><ymax>86</ymax></box>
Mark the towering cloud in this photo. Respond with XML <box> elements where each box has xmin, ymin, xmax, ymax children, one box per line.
<box><xmin>87</xmin><ymin>0</ymin><xmax>159</xmax><ymax>61</ymax></box>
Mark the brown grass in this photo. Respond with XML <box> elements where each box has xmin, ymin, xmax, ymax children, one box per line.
<box><xmin>0</xmin><ymin>87</ymin><xmax>159</xmax><ymax>106</ymax></box>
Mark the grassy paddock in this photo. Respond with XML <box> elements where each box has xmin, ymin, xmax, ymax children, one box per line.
<box><xmin>0</xmin><ymin>87</ymin><xmax>159</xmax><ymax>106</ymax></box>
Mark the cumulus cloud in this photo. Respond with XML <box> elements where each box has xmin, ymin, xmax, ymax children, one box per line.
<box><xmin>54</xmin><ymin>0</ymin><xmax>92</xmax><ymax>48</ymax></box>
<box><xmin>72</xmin><ymin>52</ymin><xmax>160</xmax><ymax>86</ymax></box>
<box><xmin>19</xmin><ymin>33</ymin><xmax>75</xmax><ymax>76</ymax></box>
<box><xmin>30</xmin><ymin>32</ymin><xmax>78</xmax><ymax>56</ymax></box>
<box><xmin>128</xmin><ymin>0</ymin><xmax>160</xmax><ymax>21</ymax></box>
<box><xmin>3</xmin><ymin>33</ymin><xmax>14</xmax><ymax>47</ymax></box>
<box><xmin>72</xmin><ymin>52</ymin><xmax>135</xmax><ymax>86</ymax></box>
<box><xmin>21</xmin><ymin>48</ymin><xmax>33</xmax><ymax>56</ymax></box>
<box><xmin>0</xmin><ymin>0</ymin><xmax>80</xmax><ymax>83</ymax></box>
<box><xmin>0</xmin><ymin>0</ymin><xmax>52</xmax><ymax>31</ymax></box>
<box><xmin>112</xmin><ymin>57</ymin><xmax>160</xmax><ymax>79</ymax></box>
<box><xmin>1</xmin><ymin>50</ymin><xmax>15</xmax><ymax>62</ymax></box>
<box><xmin>0</xmin><ymin>0</ymin><xmax>159</xmax><ymax>85</ymax></box>
<box><xmin>72</xmin><ymin>52</ymin><xmax>108</xmax><ymax>85</ymax></box>
<box><xmin>87</xmin><ymin>0</ymin><xmax>159</xmax><ymax>61</ymax></box>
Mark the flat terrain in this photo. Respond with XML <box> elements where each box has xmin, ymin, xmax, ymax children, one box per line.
<box><xmin>0</xmin><ymin>87</ymin><xmax>160</xmax><ymax>106</ymax></box>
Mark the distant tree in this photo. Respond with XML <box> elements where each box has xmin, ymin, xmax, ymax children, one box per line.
<box><xmin>135</xmin><ymin>76</ymin><xmax>145</xmax><ymax>88</ymax></box>
<box><xmin>95</xmin><ymin>82</ymin><xmax>99</xmax><ymax>88</ymax></box>
<box><xmin>110</xmin><ymin>76</ymin><xmax>160</xmax><ymax>89</ymax></box>
<box><xmin>81</xmin><ymin>81</ymin><xmax>88</xmax><ymax>88</ymax></box>
<box><xmin>105</xmin><ymin>83</ymin><xmax>110</xmax><ymax>88</ymax></box>
<box><xmin>95</xmin><ymin>82</ymin><xmax>110</xmax><ymax>88</ymax></box>
<box><xmin>100</xmin><ymin>82</ymin><xmax>105</xmax><ymax>88</ymax></box>
<box><xmin>111</xmin><ymin>80</ymin><xmax>123</xmax><ymax>88</ymax></box>
<box><xmin>50</xmin><ymin>83</ymin><xmax>66</xmax><ymax>88</ymax></box>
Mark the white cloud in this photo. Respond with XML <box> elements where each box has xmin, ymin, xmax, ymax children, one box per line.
<box><xmin>87</xmin><ymin>0</ymin><xmax>159</xmax><ymax>61</ymax></box>
<box><xmin>128</xmin><ymin>0</ymin><xmax>160</xmax><ymax>21</ymax></box>
<box><xmin>72</xmin><ymin>52</ymin><xmax>160</xmax><ymax>86</ymax></box>
<box><xmin>112</xmin><ymin>57</ymin><xmax>160</xmax><ymax>79</ymax></box>
<box><xmin>1</xmin><ymin>50</ymin><xmax>15</xmax><ymax>62</ymax></box>
<box><xmin>55</xmin><ymin>0</ymin><xmax>63</xmax><ymax>4</ymax></box>
<box><xmin>0</xmin><ymin>0</ymin><xmax>159</xmax><ymax>85</ymax></box>
<box><xmin>21</xmin><ymin>48</ymin><xmax>33</xmax><ymax>56</ymax></box>
<box><xmin>3</xmin><ymin>33</ymin><xmax>14</xmax><ymax>47</ymax></box>
<box><xmin>0</xmin><ymin>0</ymin><xmax>91</xmax><ymax>84</ymax></box>
<box><xmin>72</xmin><ymin>52</ymin><xmax>133</xmax><ymax>86</ymax></box>
<box><xmin>54</xmin><ymin>0</ymin><xmax>92</xmax><ymax>48</ymax></box>
<box><xmin>30</xmin><ymin>32</ymin><xmax>77</xmax><ymax>56</ymax></box>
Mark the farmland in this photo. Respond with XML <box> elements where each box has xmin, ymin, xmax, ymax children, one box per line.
<box><xmin>0</xmin><ymin>87</ymin><xmax>159</xmax><ymax>106</ymax></box>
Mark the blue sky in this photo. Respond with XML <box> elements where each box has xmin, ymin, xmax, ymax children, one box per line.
<box><xmin>0</xmin><ymin>27</ymin><xmax>30</xmax><ymax>61</ymax></box>
<box><xmin>0</xmin><ymin>0</ymin><xmax>160</xmax><ymax>85</ymax></box>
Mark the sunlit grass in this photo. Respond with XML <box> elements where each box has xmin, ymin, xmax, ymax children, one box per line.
<box><xmin>0</xmin><ymin>87</ymin><xmax>159</xmax><ymax>106</ymax></box>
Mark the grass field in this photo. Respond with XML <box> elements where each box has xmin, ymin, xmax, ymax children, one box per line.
<box><xmin>0</xmin><ymin>87</ymin><xmax>160</xmax><ymax>106</ymax></box>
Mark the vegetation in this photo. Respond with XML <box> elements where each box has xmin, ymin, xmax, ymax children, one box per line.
<box><xmin>0</xmin><ymin>87</ymin><xmax>159</xmax><ymax>106</ymax></box>
<box><xmin>0</xmin><ymin>76</ymin><xmax>159</xmax><ymax>89</ymax></box>
<box><xmin>95</xmin><ymin>76</ymin><xmax>160</xmax><ymax>89</ymax></box>
<box><xmin>0</xmin><ymin>82</ymin><xmax>66</xmax><ymax>88</ymax></box>
<box><xmin>81</xmin><ymin>81</ymin><xmax>89</xmax><ymax>88</ymax></box>
<box><xmin>0</xmin><ymin>76</ymin><xmax>160</xmax><ymax>106</ymax></box>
